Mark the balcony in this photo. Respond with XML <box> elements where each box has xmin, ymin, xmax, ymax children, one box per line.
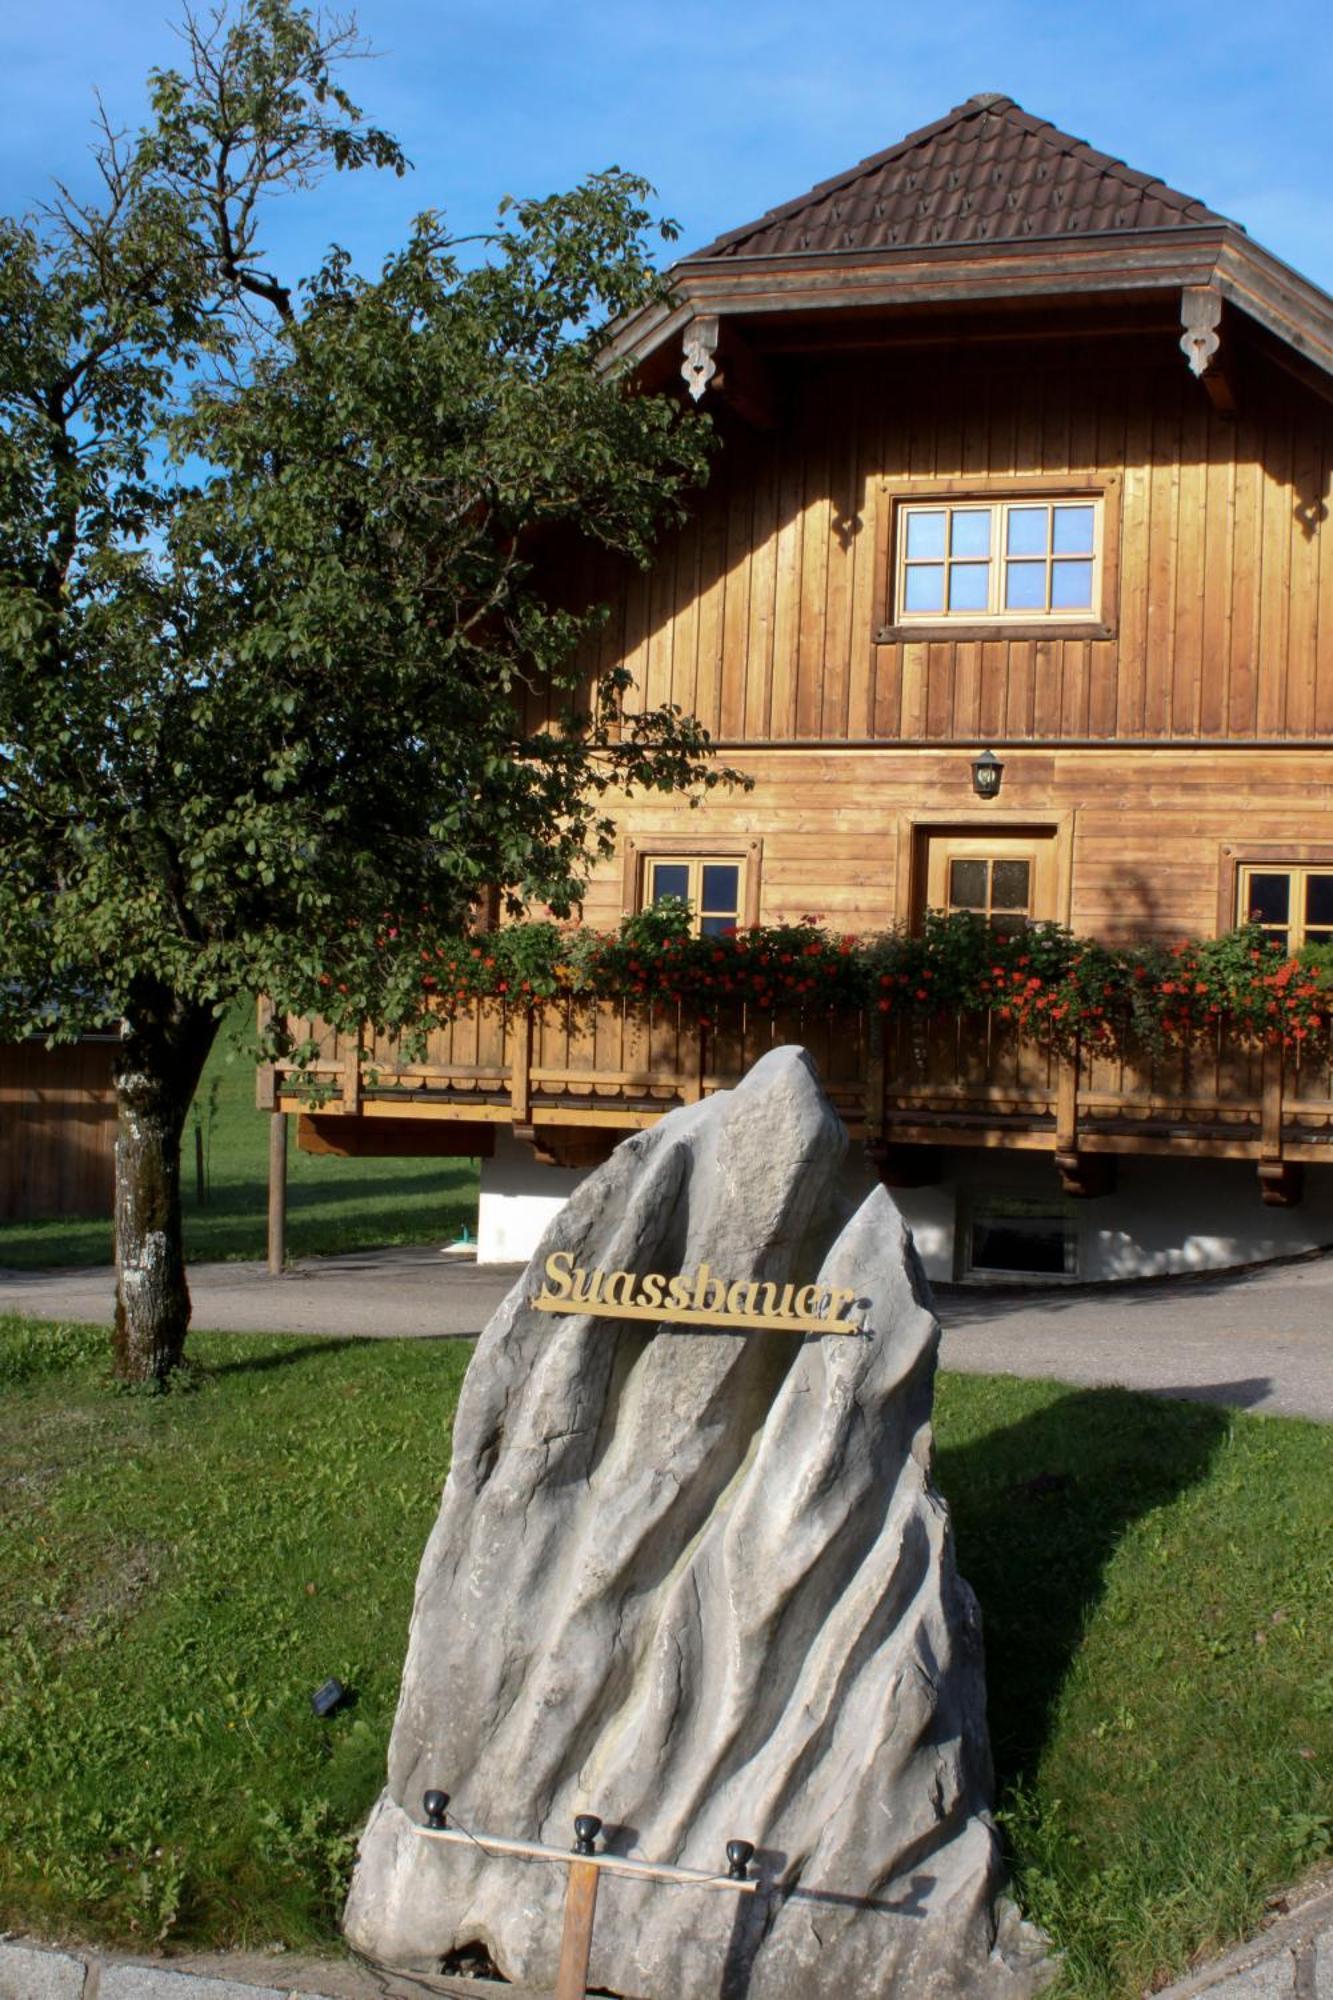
<box><xmin>260</xmin><ymin>998</ymin><xmax>1333</xmax><ymax>1203</ymax></box>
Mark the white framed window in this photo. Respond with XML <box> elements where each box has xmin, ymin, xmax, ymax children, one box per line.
<box><xmin>643</xmin><ymin>854</ymin><xmax>745</xmax><ymax>937</ymax></box>
<box><xmin>1238</xmin><ymin>866</ymin><xmax>1333</xmax><ymax>953</ymax></box>
<box><xmin>897</xmin><ymin>497</ymin><xmax>1102</xmax><ymax>624</ymax></box>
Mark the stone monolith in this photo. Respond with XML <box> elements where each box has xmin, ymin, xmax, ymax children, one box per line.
<box><xmin>345</xmin><ymin>1046</ymin><xmax>1049</xmax><ymax>1997</ymax></box>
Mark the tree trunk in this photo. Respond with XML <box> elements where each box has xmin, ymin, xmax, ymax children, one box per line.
<box><xmin>111</xmin><ymin>984</ymin><xmax>221</xmax><ymax>1385</ymax></box>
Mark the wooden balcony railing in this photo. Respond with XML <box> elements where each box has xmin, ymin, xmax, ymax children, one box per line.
<box><xmin>261</xmin><ymin>999</ymin><xmax>1333</xmax><ymax>1199</ymax></box>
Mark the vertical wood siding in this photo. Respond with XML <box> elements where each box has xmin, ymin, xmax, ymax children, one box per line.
<box><xmin>574</xmin><ymin>345</ymin><xmax>1333</xmax><ymax>748</ymax></box>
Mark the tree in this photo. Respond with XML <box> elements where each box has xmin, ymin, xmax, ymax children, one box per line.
<box><xmin>0</xmin><ymin>1</ymin><xmax>732</xmax><ymax>1384</ymax></box>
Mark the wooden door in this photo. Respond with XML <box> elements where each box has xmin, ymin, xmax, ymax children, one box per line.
<box><xmin>922</xmin><ymin>832</ymin><xmax>1057</xmax><ymax>933</ymax></box>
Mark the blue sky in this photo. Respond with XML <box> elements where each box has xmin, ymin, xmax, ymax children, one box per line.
<box><xmin>3</xmin><ymin>0</ymin><xmax>1332</xmax><ymax>293</ymax></box>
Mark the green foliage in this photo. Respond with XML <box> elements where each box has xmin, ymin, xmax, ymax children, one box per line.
<box><xmin>0</xmin><ymin>5</ymin><xmax>734</xmax><ymax>1053</ymax></box>
<box><xmin>0</xmin><ymin>1315</ymin><xmax>105</xmax><ymax>1385</ymax></box>
<box><xmin>379</xmin><ymin>909</ymin><xmax>1333</xmax><ymax>1060</ymax></box>
<box><xmin>0</xmin><ymin>0</ymin><xmax>742</xmax><ymax>1373</ymax></box>
<box><xmin>0</xmin><ymin>999</ymin><xmax>480</xmax><ymax>1269</ymax></box>
<box><xmin>0</xmin><ymin>1340</ymin><xmax>1328</xmax><ymax>1995</ymax></box>
<box><xmin>0</xmin><ymin>1324</ymin><xmax>471</xmax><ymax>1947</ymax></box>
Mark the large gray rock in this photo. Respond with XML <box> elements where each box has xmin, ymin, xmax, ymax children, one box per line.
<box><xmin>345</xmin><ymin>1047</ymin><xmax>1048</xmax><ymax>1997</ymax></box>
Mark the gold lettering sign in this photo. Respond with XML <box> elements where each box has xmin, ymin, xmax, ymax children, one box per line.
<box><xmin>531</xmin><ymin>1251</ymin><xmax>866</xmax><ymax>1337</ymax></box>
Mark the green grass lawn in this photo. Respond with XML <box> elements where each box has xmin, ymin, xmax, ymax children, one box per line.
<box><xmin>0</xmin><ymin>1003</ymin><xmax>480</xmax><ymax>1268</ymax></box>
<box><xmin>0</xmin><ymin>1316</ymin><xmax>1329</xmax><ymax>1997</ymax></box>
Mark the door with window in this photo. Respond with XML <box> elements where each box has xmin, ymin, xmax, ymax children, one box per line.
<box><xmin>922</xmin><ymin>832</ymin><xmax>1058</xmax><ymax>933</ymax></box>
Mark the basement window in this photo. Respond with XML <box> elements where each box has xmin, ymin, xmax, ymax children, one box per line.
<box><xmin>966</xmin><ymin>1199</ymin><xmax>1078</xmax><ymax>1280</ymax></box>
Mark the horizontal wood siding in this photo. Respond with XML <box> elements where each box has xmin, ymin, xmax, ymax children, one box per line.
<box><xmin>574</xmin><ymin>343</ymin><xmax>1333</xmax><ymax>748</ymax></box>
<box><xmin>577</xmin><ymin>746</ymin><xmax>1333</xmax><ymax>944</ymax></box>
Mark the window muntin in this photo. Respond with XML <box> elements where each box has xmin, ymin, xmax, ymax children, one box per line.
<box><xmin>645</xmin><ymin>856</ymin><xmax>743</xmax><ymax>937</ymax></box>
<box><xmin>897</xmin><ymin>499</ymin><xmax>1101</xmax><ymax>623</ymax></box>
<box><xmin>1239</xmin><ymin>866</ymin><xmax>1333</xmax><ymax>953</ymax></box>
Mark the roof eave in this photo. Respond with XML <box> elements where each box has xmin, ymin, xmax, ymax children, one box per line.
<box><xmin>607</xmin><ymin>222</ymin><xmax>1333</xmax><ymax>395</ymax></box>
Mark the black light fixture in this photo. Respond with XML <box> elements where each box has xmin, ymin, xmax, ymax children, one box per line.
<box><xmin>971</xmin><ymin>748</ymin><xmax>1004</xmax><ymax>799</ymax></box>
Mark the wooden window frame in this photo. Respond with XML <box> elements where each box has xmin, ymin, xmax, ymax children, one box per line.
<box><xmin>1219</xmin><ymin>843</ymin><xmax>1333</xmax><ymax>952</ymax></box>
<box><xmin>901</xmin><ymin>814</ymin><xmax>1075</xmax><ymax>932</ymax></box>
<box><xmin>622</xmin><ymin>836</ymin><xmax>763</xmax><ymax>933</ymax></box>
<box><xmin>874</xmin><ymin>475</ymin><xmax>1121</xmax><ymax>645</ymax></box>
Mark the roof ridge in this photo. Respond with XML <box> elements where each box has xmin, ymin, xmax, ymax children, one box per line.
<box><xmin>685</xmin><ymin>94</ymin><xmax>1228</xmax><ymax>263</ymax></box>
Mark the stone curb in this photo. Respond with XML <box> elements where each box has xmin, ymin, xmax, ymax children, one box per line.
<box><xmin>5</xmin><ymin>1893</ymin><xmax>1332</xmax><ymax>1999</ymax></box>
<box><xmin>1149</xmin><ymin>1883</ymin><xmax>1333</xmax><ymax>1997</ymax></box>
<box><xmin>0</xmin><ymin>1938</ymin><xmax>534</xmax><ymax>2000</ymax></box>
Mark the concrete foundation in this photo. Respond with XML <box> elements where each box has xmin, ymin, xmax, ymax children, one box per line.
<box><xmin>477</xmin><ymin>1127</ymin><xmax>1333</xmax><ymax>1283</ymax></box>
<box><xmin>476</xmin><ymin>1128</ymin><xmax>590</xmax><ymax>1263</ymax></box>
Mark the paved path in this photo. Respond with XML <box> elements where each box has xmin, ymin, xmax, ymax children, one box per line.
<box><xmin>3</xmin><ymin>1243</ymin><xmax>1331</xmax><ymax>1420</ymax></box>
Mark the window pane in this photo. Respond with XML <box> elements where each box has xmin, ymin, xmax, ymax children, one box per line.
<box><xmin>951</xmin><ymin>510</ymin><xmax>991</xmax><ymax>558</ymax></box>
<box><xmin>1004</xmin><ymin>561</ymin><xmax>1046</xmax><ymax>610</ymax></box>
<box><xmin>1050</xmin><ymin>559</ymin><xmax>1094</xmax><ymax>609</ymax></box>
<box><xmin>1245</xmin><ymin>873</ymin><xmax>1290</xmax><ymax>925</ymax></box>
<box><xmin>905</xmin><ymin>511</ymin><xmax>946</xmax><ymax>560</ymax></box>
<box><xmin>949</xmin><ymin>562</ymin><xmax>990</xmax><ymax>611</ymax></box>
<box><xmin>949</xmin><ymin>859</ymin><xmax>987</xmax><ymax>910</ymax></box>
<box><xmin>904</xmin><ymin>564</ymin><xmax>944</xmax><ymax>612</ymax></box>
<box><xmin>650</xmin><ymin>863</ymin><xmax>690</xmax><ymax>906</ymax></box>
<box><xmin>1052</xmin><ymin>504</ymin><xmax>1095</xmax><ymax>555</ymax></box>
<box><xmin>700</xmin><ymin>914</ymin><xmax>737</xmax><ymax>937</ymax></box>
<box><xmin>700</xmin><ymin>864</ymin><xmax>739</xmax><ymax>914</ymax></box>
<box><xmin>1006</xmin><ymin>507</ymin><xmax>1049</xmax><ymax>557</ymax></box>
<box><xmin>1306</xmin><ymin>875</ymin><xmax>1333</xmax><ymax>927</ymax></box>
<box><xmin>992</xmin><ymin>859</ymin><xmax>1031</xmax><ymax>911</ymax></box>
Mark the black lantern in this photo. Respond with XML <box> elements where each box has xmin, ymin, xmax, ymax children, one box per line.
<box><xmin>970</xmin><ymin>748</ymin><xmax>1004</xmax><ymax>798</ymax></box>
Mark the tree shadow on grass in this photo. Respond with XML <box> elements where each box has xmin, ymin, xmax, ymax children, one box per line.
<box><xmin>206</xmin><ymin>1338</ymin><xmax>378</xmax><ymax>1377</ymax></box>
<box><xmin>936</xmin><ymin>1385</ymin><xmax>1231</xmax><ymax>1796</ymax></box>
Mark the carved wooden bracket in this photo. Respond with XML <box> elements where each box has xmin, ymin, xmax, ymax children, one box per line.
<box><xmin>515</xmin><ymin>1122</ymin><xmax>616</xmax><ymax>1172</ymax></box>
<box><xmin>680</xmin><ymin>316</ymin><xmax>779</xmax><ymax>427</ymax></box>
<box><xmin>1055</xmin><ymin>1150</ymin><xmax>1117</xmax><ymax>1200</ymax></box>
<box><xmin>1180</xmin><ymin>287</ymin><xmax>1236</xmax><ymax>412</ymax></box>
<box><xmin>681</xmin><ymin>315</ymin><xmax>720</xmax><ymax>402</ymax></box>
<box><xmin>1258</xmin><ymin>1158</ymin><xmax>1303</xmax><ymax>1207</ymax></box>
<box><xmin>868</xmin><ymin>1142</ymin><xmax>943</xmax><ymax>1189</ymax></box>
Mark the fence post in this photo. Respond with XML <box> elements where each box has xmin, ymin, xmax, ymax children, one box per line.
<box><xmin>267</xmin><ymin>1109</ymin><xmax>288</xmax><ymax>1275</ymax></box>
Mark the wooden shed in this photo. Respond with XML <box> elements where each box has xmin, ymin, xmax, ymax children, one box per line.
<box><xmin>0</xmin><ymin>1036</ymin><xmax>119</xmax><ymax>1221</ymax></box>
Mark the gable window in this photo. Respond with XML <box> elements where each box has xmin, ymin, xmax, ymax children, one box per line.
<box><xmin>644</xmin><ymin>855</ymin><xmax>745</xmax><ymax>936</ymax></box>
<box><xmin>1239</xmin><ymin>867</ymin><xmax>1333</xmax><ymax>953</ymax></box>
<box><xmin>897</xmin><ymin>498</ymin><xmax>1101</xmax><ymax>623</ymax></box>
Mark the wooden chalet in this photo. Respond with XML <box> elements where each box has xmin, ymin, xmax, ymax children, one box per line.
<box><xmin>269</xmin><ymin>95</ymin><xmax>1333</xmax><ymax>1280</ymax></box>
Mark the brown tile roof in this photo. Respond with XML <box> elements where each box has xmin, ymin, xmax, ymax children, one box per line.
<box><xmin>690</xmin><ymin>94</ymin><xmax>1232</xmax><ymax>261</ymax></box>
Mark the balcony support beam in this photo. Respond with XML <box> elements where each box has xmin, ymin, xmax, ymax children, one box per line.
<box><xmin>1258</xmin><ymin>1042</ymin><xmax>1300</xmax><ymax>1204</ymax></box>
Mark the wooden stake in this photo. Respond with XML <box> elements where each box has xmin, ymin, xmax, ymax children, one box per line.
<box><xmin>267</xmin><ymin>1110</ymin><xmax>288</xmax><ymax>1276</ymax></box>
<box><xmin>554</xmin><ymin>1858</ymin><xmax>600</xmax><ymax>2000</ymax></box>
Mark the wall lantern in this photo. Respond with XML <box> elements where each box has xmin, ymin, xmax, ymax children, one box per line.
<box><xmin>970</xmin><ymin>748</ymin><xmax>1004</xmax><ymax>799</ymax></box>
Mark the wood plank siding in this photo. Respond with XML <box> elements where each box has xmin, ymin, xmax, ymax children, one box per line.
<box><xmin>0</xmin><ymin>1040</ymin><xmax>118</xmax><ymax>1220</ymax></box>
<box><xmin>579</xmin><ymin>746</ymin><xmax>1333</xmax><ymax>946</ymax></box>
<box><xmin>558</xmin><ymin>347</ymin><xmax>1333</xmax><ymax>755</ymax></box>
<box><xmin>534</xmin><ymin>339</ymin><xmax>1333</xmax><ymax>950</ymax></box>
